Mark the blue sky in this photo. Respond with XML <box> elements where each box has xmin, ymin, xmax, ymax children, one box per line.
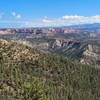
<box><xmin>0</xmin><ymin>0</ymin><xmax>100</xmax><ymax>27</ymax></box>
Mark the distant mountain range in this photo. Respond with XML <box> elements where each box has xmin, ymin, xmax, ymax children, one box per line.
<box><xmin>0</xmin><ymin>28</ymin><xmax>80</xmax><ymax>34</ymax></box>
<box><xmin>1</xmin><ymin>23</ymin><xmax>100</xmax><ymax>29</ymax></box>
<box><xmin>0</xmin><ymin>23</ymin><xmax>100</xmax><ymax>35</ymax></box>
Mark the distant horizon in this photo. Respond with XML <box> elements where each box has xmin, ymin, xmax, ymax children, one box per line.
<box><xmin>0</xmin><ymin>22</ymin><xmax>100</xmax><ymax>29</ymax></box>
<box><xmin>0</xmin><ymin>0</ymin><xmax>100</xmax><ymax>28</ymax></box>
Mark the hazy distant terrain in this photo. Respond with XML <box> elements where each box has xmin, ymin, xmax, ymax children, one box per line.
<box><xmin>1</xmin><ymin>24</ymin><xmax>100</xmax><ymax>67</ymax></box>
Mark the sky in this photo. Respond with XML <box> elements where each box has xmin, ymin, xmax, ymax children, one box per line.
<box><xmin>0</xmin><ymin>0</ymin><xmax>100</xmax><ymax>28</ymax></box>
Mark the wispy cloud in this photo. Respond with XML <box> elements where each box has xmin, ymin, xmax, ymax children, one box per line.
<box><xmin>42</xmin><ymin>16</ymin><xmax>54</xmax><ymax>23</ymax></box>
<box><xmin>11</xmin><ymin>12</ymin><xmax>22</xmax><ymax>19</ymax></box>
<box><xmin>1</xmin><ymin>14</ymin><xmax>100</xmax><ymax>28</ymax></box>
<box><xmin>41</xmin><ymin>15</ymin><xmax>100</xmax><ymax>26</ymax></box>
<box><xmin>62</xmin><ymin>15</ymin><xmax>85</xmax><ymax>19</ymax></box>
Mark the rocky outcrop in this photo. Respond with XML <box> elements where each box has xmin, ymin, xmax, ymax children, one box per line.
<box><xmin>80</xmin><ymin>44</ymin><xmax>100</xmax><ymax>66</ymax></box>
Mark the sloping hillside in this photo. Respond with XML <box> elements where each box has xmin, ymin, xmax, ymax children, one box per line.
<box><xmin>0</xmin><ymin>39</ymin><xmax>100</xmax><ymax>100</ymax></box>
<box><xmin>11</xmin><ymin>35</ymin><xmax>100</xmax><ymax>67</ymax></box>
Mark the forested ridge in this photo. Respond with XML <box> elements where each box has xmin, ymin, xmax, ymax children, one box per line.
<box><xmin>0</xmin><ymin>39</ymin><xmax>100</xmax><ymax>100</ymax></box>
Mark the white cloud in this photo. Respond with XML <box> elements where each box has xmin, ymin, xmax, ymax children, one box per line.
<box><xmin>11</xmin><ymin>12</ymin><xmax>22</xmax><ymax>19</ymax></box>
<box><xmin>40</xmin><ymin>15</ymin><xmax>100</xmax><ymax>27</ymax></box>
<box><xmin>62</xmin><ymin>15</ymin><xmax>85</xmax><ymax>19</ymax></box>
